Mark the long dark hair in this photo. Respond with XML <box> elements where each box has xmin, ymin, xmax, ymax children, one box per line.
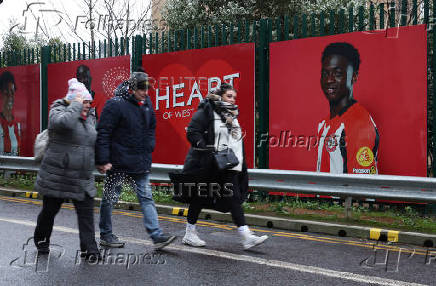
<box><xmin>215</xmin><ymin>83</ymin><xmax>235</xmax><ymax>97</ymax></box>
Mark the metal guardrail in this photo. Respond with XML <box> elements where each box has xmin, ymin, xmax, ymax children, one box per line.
<box><xmin>1</xmin><ymin>156</ymin><xmax>436</xmax><ymax>204</ymax></box>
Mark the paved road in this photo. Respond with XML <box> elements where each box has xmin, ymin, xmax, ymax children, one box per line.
<box><xmin>0</xmin><ymin>195</ymin><xmax>434</xmax><ymax>286</ymax></box>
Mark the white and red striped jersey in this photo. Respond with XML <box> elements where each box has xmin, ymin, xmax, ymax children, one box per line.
<box><xmin>316</xmin><ymin>101</ymin><xmax>379</xmax><ymax>174</ymax></box>
<box><xmin>0</xmin><ymin>115</ymin><xmax>21</xmax><ymax>156</ymax></box>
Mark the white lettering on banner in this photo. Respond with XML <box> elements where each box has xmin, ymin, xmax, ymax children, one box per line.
<box><xmin>187</xmin><ymin>81</ymin><xmax>203</xmax><ymax>106</ymax></box>
<box><xmin>173</xmin><ymin>83</ymin><xmax>185</xmax><ymax>107</ymax></box>
<box><xmin>163</xmin><ymin>111</ymin><xmax>173</xmax><ymax>119</ymax></box>
<box><xmin>156</xmin><ymin>87</ymin><xmax>170</xmax><ymax>110</ymax></box>
<box><xmin>155</xmin><ymin>74</ymin><xmax>241</xmax><ymax>111</ymax></box>
<box><xmin>174</xmin><ymin>108</ymin><xmax>195</xmax><ymax>119</ymax></box>
<box><xmin>223</xmin><ymin>73</ymin><xmax>240</xmax><ymax>86</ymax></box>
<box><xmin>208</xmin><ymin>77</ymin><xmax>221</xmax><ymax>93</ymax></box>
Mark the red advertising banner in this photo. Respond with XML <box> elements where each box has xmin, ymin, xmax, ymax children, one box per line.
<box><xmin>142</xmin><ymin>43</ymin><xmax>255</xmax><ymax>167</ymax></box>
<box><xmin>0</xmin><ymin>65</ymin><xmax>40</xmax><ymax>157</ymax></box>
<box><xmin>269</xmin><ymin>25</ymin><xmax>427</xmax><ymax>176</ymax></box>
<box><xmin>47</xmin><ymin>56</ymin><xmax>130</xmax><ymax>118</ymax></box>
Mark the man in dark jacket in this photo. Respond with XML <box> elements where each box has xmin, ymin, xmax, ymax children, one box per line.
<box><xmin>95</xmin><ymin>72</ymin><xmax>175</xmax><ymax>250</ymax></box>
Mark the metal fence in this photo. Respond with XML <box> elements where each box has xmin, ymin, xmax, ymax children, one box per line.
<box><xmin>1</xmin><ymin>0</ymin><xmax>435</xmax><ymax>171</ymax></box>
<box><xmin>1</xmin><ymin>155</ymin><xmax>436</xmax><ymax>204</ymax></box>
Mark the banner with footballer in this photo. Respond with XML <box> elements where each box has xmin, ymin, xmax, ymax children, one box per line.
<box><xmin>47</xmin><ymin>56</ymin><xmax>131</xmax><ymax>119</ymax></box>
<box><xmin>269</xmin><ymin>25</ymin><xmax>427</xmax><ymax>177</ymax></box>
<box><xmin>0</xmin><ymin>65</ymin><xmax>40</xmax><ymax>157</ymax></box>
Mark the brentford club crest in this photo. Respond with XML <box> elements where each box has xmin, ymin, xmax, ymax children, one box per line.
<box><xmin>325</xmin><ymin>135</ymin><xmax>338</xmax><ymax>152</ymax></box>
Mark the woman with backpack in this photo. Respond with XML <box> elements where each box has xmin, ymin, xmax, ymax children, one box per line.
<box><xmin>33</xmin><ymin>78</ymin><xmax>100</xmax><ymax>262</ymax></box>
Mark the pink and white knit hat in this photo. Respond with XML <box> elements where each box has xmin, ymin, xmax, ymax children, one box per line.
<box><xmin>65</xmin><ymin>78</ymin><xmax>92</xmax><ymax>101</ymax></box>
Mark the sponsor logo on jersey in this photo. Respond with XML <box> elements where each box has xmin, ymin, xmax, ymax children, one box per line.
<box><xmin>353</xmin><ymin>168</ymin><xmax>370</xmax><ymax>174</ymax></box>
<box><xmin>325</xmin><ymin>135</ymin><xmax>338</xmax><ymax>152</ymax></box>
<box><xmin>356</xmin><ymin>146</ymin><xmax>374</xmax><ymax>167</ymax></box>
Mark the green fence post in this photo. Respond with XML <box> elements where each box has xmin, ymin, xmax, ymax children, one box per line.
<box><xmin>187</xmin><ymin>29</ymin><xmax>192</xmax><ymax>50</ymax></box>
<box><xmin>73</xmin><ymin>43</ymin><xmax>76</xmax><ymax>61</ymax></box>
<box><xmin>302</xmin><ymin>14</ymin><xmax>308</xmax><ymax>38</ymax></box>
<box><xmin>428</xmin><ymin>0</ymin><xmax>436</xmax><ymax>214</ymax></box>
<box><xmin>412</xmin><ymin>0</ymin><xmax>418</xmax><ymax>25</ymax></box>
<box><xmin>401</xmin><ymin>0</ymin><xmax>408</xmax><ymax>26</ymax></box>
<box><xmin>380</xmin><ymin>3</ymin><xmax>385</xmax><ymax>29</ymax></box>
<box><xmin>194</xmin><ymin>28</ymin><xmax>198</xmax><ymax>49</ymax></box>
<box><xmin>293</xmin><ymin>16</ymin><xmax>299</xmax><ymax>39</ymax></box>
<box><xmin>174</xmin><ymin>30</ymin><xmax>180</xmax><ymax>51</ymax></box>
<box><xmin>338</xmin><ymin>9</ymin><xmax>345</xmax><ymax>34</ymax></box>
<box><xmin>236</xmin><ymin>20</ymin><xmax>241</xmax><ymax>43</ymax></box>
<box><xmin>215</xmin><ymin>24</ymin><xmax>220</xmax><ymax>46</ymax></box>
<box><xmin>155</xmin><ymin>32</ymin><xmax>159</xmax><ymax>53</ymax></box>
<box><xmin>276</xmin><ymin>17</ymin><xmax>282</xmax><ymax>42</ymax></box>
<box><xmin>358</xmin><ymin>6</ymin><xmax>364</xmax><ymax>31</ymax></box>
<box><xmin>389</xmin><ymin>2</ymin><xmax>396</xmax><ymax>28</ymax></box>
<box><xmin>284</xmin><ymin>15</ymin><xmax>290</xmax><ymax>40</ymax></box>
<box><xmin>245</xmin><ymin>20</ymin><xmax>250</xmax><ymax>42</ymax></box>
<box><xmin>134</xmin><ymin>35</ymin><xmax>143</xmax><ymax>72</ymax></box>
<box><xmin>311</xmin><ymin>14</ymin><xmax>316</xmax><ymax>37</ymax></box>
<box><xmin>320</xmin><ymin>12</ymin><xmax>325</xmax><ymax>36</ymax></box>
<box><xmin>201</xmin><ymin>26</ymin><xmax>205</xmax><ymax>48</ymax></box>
<box><xmin>167</xmin><ymin>30</ymin><xmax>171</xmax><ymax>52</ymax></box>
<box><xmin>63</xmin><ymin>44</ymin><xmax>66</xmax><ymax>62</ymax></box>
<box><xmin>252</xmin><ymin>20</ymin><xmax>256</xmax><ymax>42</ymax></box>
<box><xmin>121</xmin><ymin>37</ymin><xmax>125</xmax><ymax>55</ymax></box>
<box><xmin>174</xmin><ymin>30</ymin><xmax>178</xmax><ymax>51</ymax></box>
<box><xmin>208</xmin><ymin>26</ymin><xmax>212</xmax><ymax>47</ymax></box>
<box><xmin>329</xmin><ymin>10</ymin><xmax>335</xmax><ymax>35</ymax></box>
<box><xmin>110</xmin><ymin>38</ymin><xmax>114</xmax><ymax>57</ymax></box>
<box><xmin>83</xmin><ymin>42</ymin><xmax>86</xmax><ymax>59</ymax></box>
<box><xmin>41</xmin><ymin>46</ymin><xmax>51</xmax><ymax>130</ymax></box>
<box><xmin>348</xmin><ymin>6</ymin><xmax>354</xmax><ymax>33</ymax></box>
<box><xmin>230</xmin><ymin>23</ymin><xmax>234</xmax><ymax>45</ymax></box>
<box><xmin>78</xmin><ymin>43</ymin><xmax>81</xmax><ymax>60</ymax></box>
<box><xmin>369</xmin><ymin>4</ymin><xmax>375</xmax><ymax>30</ymax></box>
<box><xmin>221</xmin><ymin>24</ymin><xmax>226</xmax><ymax>46</ymax></box>
<box><xmin>150</xmin><ymin>33</ymin><xmax>154</xmax><ymax>54</ymax></box>
<box><xmin>257</xmin><ymin>19</ymin><xmax>269</xmax><ymax>169</ymax></box>
<box><xmin>32</xmin><ymin>49</ymin><xmax>35</xmax><ymax>64</ymax></box>
<box><xmin>67</xmin><ymin>44</ymin><xmax>71</xmax><ymax>61</ymax></box>
<box><xmin>126</xmin><ymin>37</ymin><xmax>130</xmax><ymax>55</ymax></box>
<box><xmin>162</xmin><ymin>31</ymin><xmax>166</xmax><ymax>52</ymax></box>
<box><xmin>424</xmin><ymin>0</ymin><xmax>429</xmax><ymax>25</ymax></box>
<box><xmin>181</xmin><ymin>30</ymin><xmax>186</xmax><ymax>50</ymax></box>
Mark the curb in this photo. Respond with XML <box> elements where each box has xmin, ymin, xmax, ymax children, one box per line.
<box><xmin>1</xmin><ymin>187</ymin><xmax>435</xmax><ymax>248</ymax></box>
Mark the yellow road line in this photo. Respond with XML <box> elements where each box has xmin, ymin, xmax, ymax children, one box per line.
<box><xmin>0</xmin><ymin>195</ymin><xmax>429</xmax><ymax>256</ymax></box>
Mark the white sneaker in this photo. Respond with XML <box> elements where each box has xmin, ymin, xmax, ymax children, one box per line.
<box><xmin>239</xmin><ymin>226</ymin><xmax>268</xmax><ymax>250</ymax></box>
<box><xmin>182</xmin><ymin>224</ymin><xmax>206</xmax><ymax>247</ymax></box>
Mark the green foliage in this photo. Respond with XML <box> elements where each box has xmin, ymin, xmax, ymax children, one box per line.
<box><xmin>0</xmin><ymin>19</ymin><xmax>63</xmax><ymax>66</ymax></box>
<box><xmin>161</xmin><ymin>0</ymin><xmax>367</xmax><ymax>30</ymax></box>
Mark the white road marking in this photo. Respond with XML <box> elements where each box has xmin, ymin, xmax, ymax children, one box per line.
<box><xmin>0</xmin><ymin>216</ymin><xmax>427</xmax><ymax>286</ymax></box>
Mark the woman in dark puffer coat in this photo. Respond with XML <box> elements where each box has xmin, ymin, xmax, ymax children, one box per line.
<box><xmin>181</xmin><ymin>83</ymin><xmax>268</xmax><ymax>250</ymax></box>
<box><xmin>33</xmin><ymin>78</ymin><xmax>100</xmax><ymax>261</ymax></box>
